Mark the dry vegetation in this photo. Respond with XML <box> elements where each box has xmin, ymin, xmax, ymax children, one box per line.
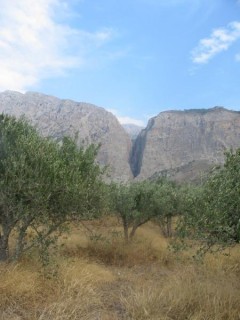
<box><xmin>1</xmin><ymin>217</ymin><xmax>240</xmax><ymax>320</ymax></box>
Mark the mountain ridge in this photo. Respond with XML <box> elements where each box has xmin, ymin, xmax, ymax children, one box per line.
<box><xmin>1</xmin><ymin>90</ymin><xmax>240</xmax><ymax>183</ymax></box>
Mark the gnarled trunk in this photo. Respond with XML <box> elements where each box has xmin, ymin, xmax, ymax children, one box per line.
<box><xmin>0</xmin><ymin>230</ymin><xmax>10</xmax><ymax>262</ymax></box>
<box><xmin>129</xmin><ymin>218</ymin><xmax>150</xmax><ymax>241</ymax></box>
<box><xmin>129</xmin><ymin>224</ymin><xmax>138</xmax><ymax>240</ymax></box>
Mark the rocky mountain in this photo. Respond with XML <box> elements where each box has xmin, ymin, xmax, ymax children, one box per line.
<box><xmin>0</xmin><ymin>91</ymin><xmax>133</xmax><ymax>183</ymax></box>
<box><xmin>1</xmin><ymin>90</ymin><xmax>240</xmax><ymax>184</ymax></box>
<box><xmin>130</xmin><ymin>107</ymin><xmax>240</xmax><ymax>182</ymax></box>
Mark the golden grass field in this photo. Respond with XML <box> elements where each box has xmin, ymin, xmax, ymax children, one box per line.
<box><xmin>1</xmin><ymin>217</ymin><xmax>240</xmax><ymax>320</ymax></box>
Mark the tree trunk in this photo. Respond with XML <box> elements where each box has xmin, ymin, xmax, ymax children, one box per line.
<box><xmin>0</xmin><ymin>233</ymin><xmax>10</xmax><ymax>262</ymax></box>
<box><xmin>14</xmin><ymin>229</ymin><xmax>27</xmax><ymax>261</ymax></box>
<box><xmin>0</xmin><ymin>217</ymin><xmax>16</xmax><ymax>262</ymax></box>
<box><xmin>122</xmin><ymin>216</ymin><xmax>129</xmax><ymax>243</ymax></box>
<box><xmin>166</xmin><ymin>216</ymin><xmax>172</xmax><ymax>238</ymax></box>
<box><xmin>129</xmin><ymin>224</ymin><xmax>138</xmax><ymax>240</ymax></box>
<box><xmin>13</xmin><ymin>217</ymin><xmax>34</xmax><ymax>261</ymax></box>
<box><xmin>129</xmin><ymin>218</ymin><xmax>150</xmax><ymax>241</ymax></box>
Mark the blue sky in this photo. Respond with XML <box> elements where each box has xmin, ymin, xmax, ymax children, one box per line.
<box><xmin>0</xmin><ymin>0</ymin><xmax>240</xmax><ymax>125</ymax></box>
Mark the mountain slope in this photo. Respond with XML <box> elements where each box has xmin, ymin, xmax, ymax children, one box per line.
<box><xmin>0</xmin><ymin>91</ymin><xmax>133</xmax><ymax>182</ymax></box>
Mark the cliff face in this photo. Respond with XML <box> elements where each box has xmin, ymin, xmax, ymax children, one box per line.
<box><xmin>0</xmin><ymin>91</ymin><xmax>133</xmax><ymax>182</ymax></box>
<box><xmin>131</xmin><ymin>107</ymin><xmax>240</xmax><ymax>181</ymax></box>
<box><xmin>1</xmin><ymin>90</ymin><xmax>240</xmax><ymax>183</ymax></box>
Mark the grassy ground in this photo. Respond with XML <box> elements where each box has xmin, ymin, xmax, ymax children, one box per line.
<box><xmin>1</xmin><ymin>217</ymin><xmax>240</xmax><ymax>319</ymax></box>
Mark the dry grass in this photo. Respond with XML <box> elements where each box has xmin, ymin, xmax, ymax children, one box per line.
<box><xmin>82</xmin><ymin>234</ymin><xmax>162</xmax><ymax>267</ymax></box>
<box><xmin>1</xmin><ymin>219</ymin><xmax>240</xmax><ymax>319</ymax></box>
<box><xmin>204</xmin><ymin>247</ymin><xmax>240</xmax><ymax>276</ymax></box>
<box><xmin>121</xmin><ymin>265</ymin><xmax>240</xmax><ymax>320</ymax></box>
<box><xmin>0</xmin><ymin>262</ymin><xmax>56</xmax><ymax>319</ymax></box>
<box><xmin>0</xmin><ymin>258</ymin><xmax>115</xmax><ymax>320</ymax></box>
<box><xmin>38</xmin><ymin>262</ymin><xmax>108</xmax><ymax>320</ymax></box>
<box><xmin>64</xmin><ymin>220</ymin><xmax>175</xmax><ymax>268</ymax></box>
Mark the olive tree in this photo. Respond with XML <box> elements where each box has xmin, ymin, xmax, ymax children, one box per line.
<box><xmin>153</xmin><ymin>179</ymin><xmax>180</xmax><ymax>237</ymax></box>
<box><xmin>177</xmin><ymin>148</ymin><xmax>240</xmax><ymax>251</ymax></box>
<box><xmin>0</xmin><ymin>114</ymin><xmax>105</xmax><ymax>262</ymax></box>
<box><xmin>110</xmin><ymin>181</ymin><xmax>159</xmax><ymax>242</ymax></box>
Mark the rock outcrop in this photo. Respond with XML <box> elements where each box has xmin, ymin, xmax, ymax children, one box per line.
<box><xmin>0</xmin><ymin>91</ymin><xmax>133</xmax><ymax>182</ymax></box>
<box><xmin>131</xmin><ymin>107</ymin><xmax>240</xmax><ymax>182</ymax></box>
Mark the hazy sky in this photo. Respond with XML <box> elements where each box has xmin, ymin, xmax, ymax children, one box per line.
<box><xmin>0</xmin><ymin>0</ymin><xmax>240</xmax><ymax>125</ymax></box>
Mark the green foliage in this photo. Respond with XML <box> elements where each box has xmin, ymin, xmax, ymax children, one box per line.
<box><xmin>110</xmin><ymin>179</ymin><xmax>182</xmax><ymax>241</ymax></box>
<box><xmin>177</xmin><ymin>148</ymin><xmax>240</xmax><ymax>251</ymax></box>
<box><xmin>110</xmin><ymin>181</ymin><xmax>158</xmax><ymax>242</ymax></box>
<box><xmin>0</xmin><ymin>114</ymin><xmax>105</xmax><ymax>261</ymax></box>
<box><xmin>153</xmin><ymin>179</ymin><xmax>181</xmax><ymax>237</ymax></box>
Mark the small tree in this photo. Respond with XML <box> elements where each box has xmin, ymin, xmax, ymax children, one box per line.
<box><xmin>153</xmin><ymin>179</ymin><xmax>180</xmax><ymax>237</ymax></box>
<box><xmin>111</xmin><ymin>181</ymin><xmax>158</xmax><ymax>242</ymax></box>
<box><xmin>0</xmin><ymin>115</ymin><xmax>105</xmax><ymax>262</ymax></box>
<box><xmin>177</xmin><ymin>148</ymin><xmax>240</xmax><ymax>252</ymax></box>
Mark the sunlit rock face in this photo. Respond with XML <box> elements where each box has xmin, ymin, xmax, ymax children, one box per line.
<box><xmin>131</xmin><ymin>107</ymin><xmax>240</xmax><ymax>182</ymax></box>
<box><xmin>0</xmin><ymin>91</ymin><xmax>133</xmax><ymax>183</ymax></box>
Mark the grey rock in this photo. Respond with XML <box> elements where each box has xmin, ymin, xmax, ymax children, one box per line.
<box><xmin>2</xmin><ymin>90</ymin><xmax>240</xmax><ymax>184</ymax></box>
<box><xmin>0</xmin><ymin>90</ymin><xmax>133</xmax><ymax>183</ymax></box>
<box><xmin>131</xmin><ymin>107</ymin><xmax>240</xmax><ymax>182</ymax></box>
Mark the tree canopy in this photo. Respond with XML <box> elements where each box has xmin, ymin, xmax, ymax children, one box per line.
<box><xmin>177</xmin><ymin>149</ymin><xmax>240</xmax><ymax>251</ymax></box>
<box><xmin>153</xmin><ymin>179</ymin><xmax>180</xmax><ymax>237</ymax></box>
<box><xmin>0</xmin><ymin>114</ymin><xmax>105</xmax><ymax>261</ymax></box>
<box><xmin>110</xmin><ymin>179</ymin><xmax>182</xmax><ymax>242</ymax></box>
<box><xmin>110</xmin><ymin>181</ymin><xmax>157</xmax><ymax>242</ymax></box>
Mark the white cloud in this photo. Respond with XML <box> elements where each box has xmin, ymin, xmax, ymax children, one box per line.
<box><xmin>0</xmin><ymin>0</ymin><xmax>114</xmax><ymax>92</ymax></box>
<box><xmin>107</xmin><ymin>109</ymin><xmax>145</xmax><ymax>126</ymax></box>
<box><xmin>191</xmin><ymin>21</ymin><xmax>240</xmax><ymax>64</ymax></box>
<box><xmin>117</xmin><ymin>116</ymin><xmax>145</xmax><ymax>127</ymax></box>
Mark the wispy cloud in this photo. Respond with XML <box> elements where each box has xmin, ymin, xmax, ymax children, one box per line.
<box><xmin>191</xmin><ymin>21</ymin><xmax>240</xmax><ymax>64</ymax></box>
<box><xmin>0</xmin><ymin>0</ymin><xmax>114</xmax><ymax>92</ymax></box>
<box><xmin>107</xmin><ymin>109</ymin><xmax>145</xmax><ymax>126</ymax></box>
